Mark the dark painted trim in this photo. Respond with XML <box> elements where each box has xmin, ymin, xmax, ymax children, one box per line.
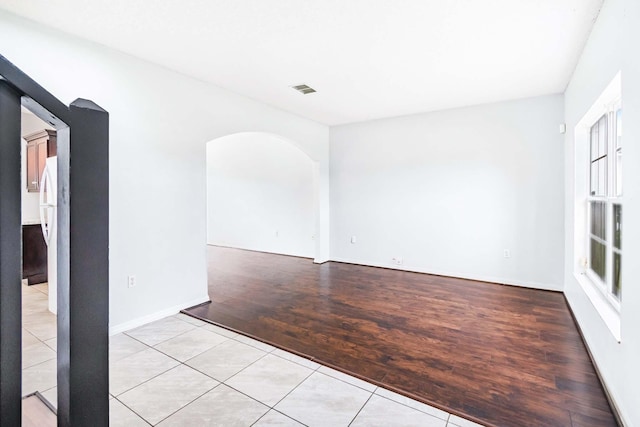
<box><xmin>56</xmin><ymin>100</ymin><xmax>110</xmax><ymax>426</ymax></box>
<box><xmin>563</xmin><ymin>295</ymin><xmax>623</xmax><ymax>426</ymax></box>
<box><xmin>2</xmin><ymin>54</ymin><xmax>110</xmax><ymax>427</ymax></box>
<box><xmin>0</xmin><ymin>80</ymin><xmax>23</xmax><ymax>426</ymax></box>
<box><xmin>0</xmin><ymin>54</ymin><xmax>71</xmax><ymax>127</ymax></box>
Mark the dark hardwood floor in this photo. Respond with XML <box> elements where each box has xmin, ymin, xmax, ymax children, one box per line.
<box><xmin>185</xmin><ymin>246</ymin><xmax>616</xmax><ymax>427</ymax></box>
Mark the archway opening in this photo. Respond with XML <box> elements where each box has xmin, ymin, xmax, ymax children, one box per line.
<box><xmin>206</xmin><ymin>132</ymin><xmax>318</xmax><ymax>259</ymax></box>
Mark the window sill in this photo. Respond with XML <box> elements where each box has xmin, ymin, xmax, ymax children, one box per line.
<box><xmin>574</xmin><ymin>271</ymin><xmax>621</xmax><ymax>342</ymax></box>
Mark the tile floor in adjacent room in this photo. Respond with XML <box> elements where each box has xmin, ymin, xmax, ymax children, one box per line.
<box><xmin>21</xmin><ymin>282</ymin><xmax>483</xmax><ymax>427</ymax></box>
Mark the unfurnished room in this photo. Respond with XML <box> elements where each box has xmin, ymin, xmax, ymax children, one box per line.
<box><xmin>0</xmin><ymin>0</ymin><xmax>639</xmax><ymax>426</ymax></box>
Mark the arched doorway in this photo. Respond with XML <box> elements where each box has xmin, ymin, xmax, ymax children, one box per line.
<box><xmin>206</xmin><ymin>132</ymin><xmax>318</xmax><ymax>259</ymax></box>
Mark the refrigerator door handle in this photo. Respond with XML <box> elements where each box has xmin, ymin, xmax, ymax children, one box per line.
<box><xmin>39</xmin><ymin>163</ymin><xmax>55</xmax><ymax>246</ymax></box>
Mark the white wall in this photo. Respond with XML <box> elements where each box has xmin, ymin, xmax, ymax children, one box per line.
<box><xmin>564</xmin><ymin>0</ymin><xmax>640</xmax><ymax>424</ymax></box>
<box><xmin>7</xmin><ymin>5</ymin><xmax>637</xmax><ymax>423</ymax></box>
<box><xmin>20</xmin><ymin>111</ymin><xmax>53</xmax><ymax>225</ymax></box>
<box><xmin>0</xmin><ymin>10</ymin><xmax>329</xmax><ymax>332</ymax></box>
<box><xmin>207</xmin><ymin>132</ymin><xmax>315</xmax><ymax>258</ymax></box>
<box><xmin>330</xmin><ymin>94</ymin><xmax>564</xmax><ymax>290</ymax></box>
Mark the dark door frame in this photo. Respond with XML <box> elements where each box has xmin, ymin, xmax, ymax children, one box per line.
<box><xmin>0</xmin><ymin>55</ymin><xmax>109</xmax><ymax>427</ymax></box>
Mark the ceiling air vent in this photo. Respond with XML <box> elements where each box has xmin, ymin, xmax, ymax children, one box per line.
<box><xmin>291</xmin><ymin>84</ymin><xmax>316</xmax><ymax>95</ymax></box>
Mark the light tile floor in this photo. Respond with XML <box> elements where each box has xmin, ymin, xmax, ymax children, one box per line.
<box><xmin>21</xmin><ymin>282</ymin><xmax>485</xmax><ymax>426</ymax></box>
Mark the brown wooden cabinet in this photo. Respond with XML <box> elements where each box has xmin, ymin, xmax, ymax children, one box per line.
<box><xmin>24</xmin><ymin>129</ymin><xmax>56</xmax><ymax>192</ymax></box>
<box><xmin>22</xmin><ymin>224</ymin><xmax>48</xmax><ymax>285</ymax></box>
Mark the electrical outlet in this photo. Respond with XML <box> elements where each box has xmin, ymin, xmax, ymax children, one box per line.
<box><xmin>503</xmin><ymin>249</ymin><xmax>511</xmax><ymax>258</ymax></box>
<box><xmin>351</xmin><ymin>236</ymin><xmax>357</xmax><ymax>244</ymax></box>
<box><xmin>392</xmin><ymin>257</ymin><xmax>403</xmax><ymax>265</ymax></box>
<box><xmin>275</xmin><ymin>230</ymin><xmax>279</xmax><ymax>237</ymax></box>
<box><xmin>127</xmin><ymin>275</ymin><xmax>136</xmax><ymax>288</ymax></box>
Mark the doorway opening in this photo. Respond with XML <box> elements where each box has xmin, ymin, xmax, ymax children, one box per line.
<box><xmin>20</xmin><ymin>107</ymin><xmax>58</xmax><ymax>422</ymax></box>
<box><xmin>206</xmin><ymin>132</ymin><xmax>318</xmax><ymax>259</ymax></box>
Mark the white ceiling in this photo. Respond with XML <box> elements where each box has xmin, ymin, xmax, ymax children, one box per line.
<box><xmin>0</xmin><ymin>0</ymin><xmax>602</xmax><ymax>125</ymax></box>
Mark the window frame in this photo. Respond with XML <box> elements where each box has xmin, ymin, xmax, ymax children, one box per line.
<box><xmin>585</xmin><ymin>98</ymin><xmax>622</xmax><ymax>312</ymax></box>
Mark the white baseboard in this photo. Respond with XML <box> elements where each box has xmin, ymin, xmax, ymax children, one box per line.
<box><xmin>330</xmin><ymin>257</ymin><xmax>561</xmax><ymax>292</ymax></box>
<box><xmin>208</xmin><ymin>243</ymin><xmax>314</xmax><ymax>260</ymax></box>
<box><xmin>109</xmin><ymin>295</ymin><xmax>210</xmax><ymax>336</ymax></box>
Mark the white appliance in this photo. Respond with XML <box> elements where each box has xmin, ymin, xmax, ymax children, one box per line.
<box><xmin>39</xmin><ymin>156</ymin><xmax>57</xmax><ymax>315</ymax></box>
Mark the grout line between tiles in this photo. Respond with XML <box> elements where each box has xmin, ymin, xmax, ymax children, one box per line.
<box><xmin>270</xmin><ymin>349</ymin><xmax>322</xmax><ymax>371</ymax></box>
<box><xmin>111</xmin><ymin>361</ymin><xmax>181</xmax><ymax>398</ymax></box>
<box><xmin>374</xmin><ymin>392</ymin><xmax>451</xmax><ymax>422</ymax></box>
<box><xmin>123</xmin><ymin>324</ymin><xmax>197</xmax><ymax>348</ymax></box>
<box><xmin>214</xmin><ymin>348</ymin><xmax>271</xmax><ymax>384</ymax></box>
<box><xmin>211</xmin><ymin>352</ymin><xmax>315</xmax><ymax>414</ymax></box>
<box><xmin>315</xmin><ymin>369</ymin><xmax>376</xmax><ymax>393</ymax></box>
<box><xmin>232</xmin><ymin>335</ymin><xmax>277</xmax><ymax>353</ymax></box>
<box><xmin>179</xmin><ymin>364</ymin><xmax>226</xmax><ymax>384</ymax></box>
<box><xmin>112</xmin><ymin>396</ymin><xmax>154</xmax><ymax>426</ymax></box>
<box><xmin>112</xmin><ymin>326</ymin><xmax>228</xmax><ymax>426</ymax></box>
<box><xmin>219</xmin><ymin>382</ymin><xmax>270</xmax><ymax>407</ymax></box>
<box><xmin>152</xmin><ymin>334</ymin><xmax>233</xmax><ymax>364</ymax></box>
<box><xmin>143</xmin><ymin>380</ymin><xmax>220</xmax><ymax>426</ymax></box>
<box><xmin>346</xmin><ymin>391</ymin><xmax>374</xmax><ymax>427</ymax></box>
<box><xmin>250</xmin><ymin>408</ymin><xmax>309</xmax><ymax>427</ymax></box>
<box><xmin>266</xmin><ymin>364</ymin><xmax>316</xmax><ymax>410</ymax></box>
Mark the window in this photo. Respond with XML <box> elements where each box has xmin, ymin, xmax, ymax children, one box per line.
<box><xmin>586</xmin><ymin>100</ymin><xmax>622</xmax><ymax>306</ymax></box>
